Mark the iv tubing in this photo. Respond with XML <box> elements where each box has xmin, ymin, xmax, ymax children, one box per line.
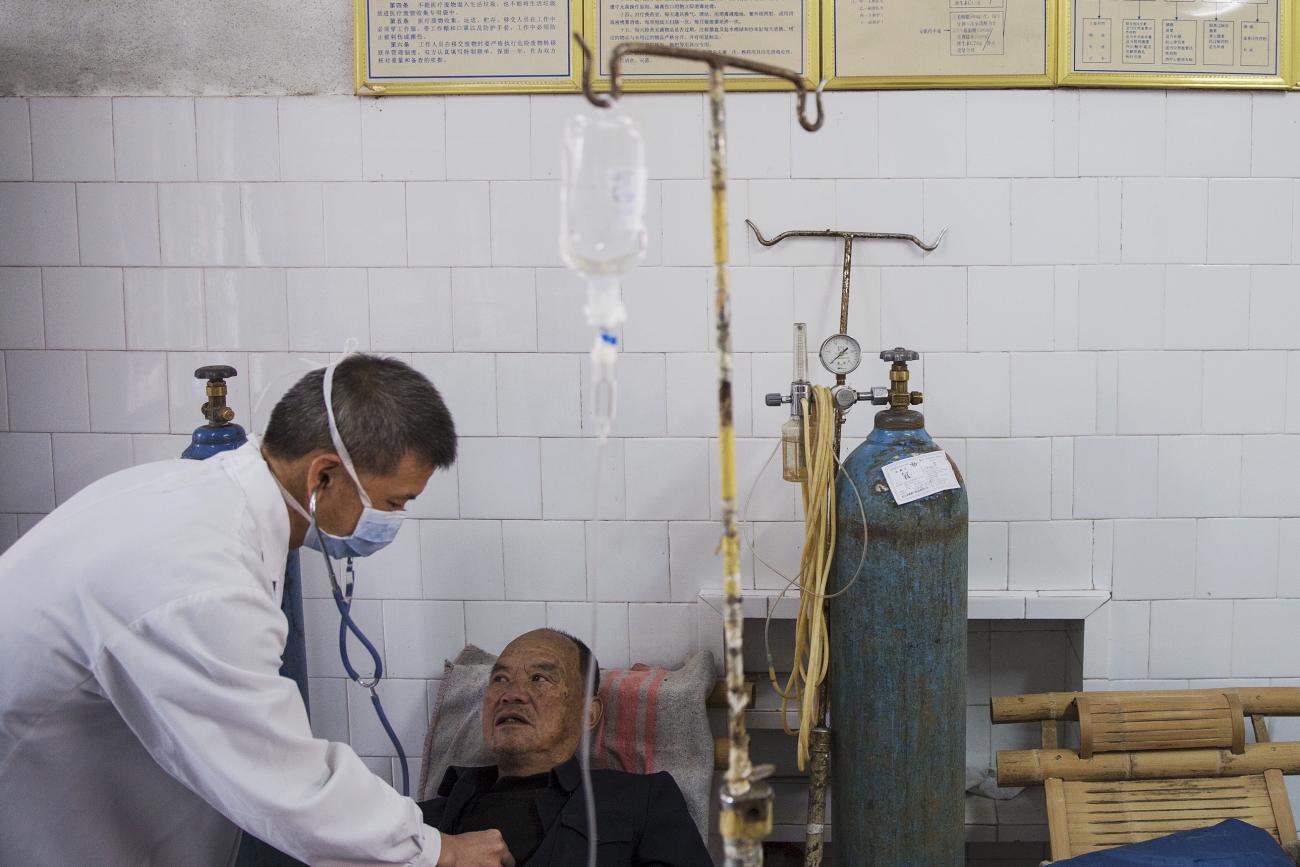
<box><xmin>744</xmin><ymin>440</ymin><xmax>867</xmax><ymax>608</ymax></box>
<box><xmin>579</xmin><ymin>438</ymin><xmax>608</xmax><ymax>867</ymax></box>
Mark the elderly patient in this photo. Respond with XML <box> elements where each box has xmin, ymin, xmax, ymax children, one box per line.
<box><xmin>418</xmin><ymin>629</ymin><xmax>712</xmax><ymax>867</ymax></box>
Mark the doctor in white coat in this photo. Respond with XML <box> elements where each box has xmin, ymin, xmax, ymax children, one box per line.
<box><xmin>0</xmin><ymin>353</ymin><xmax>513</xmax><ymax>867</ymax></box>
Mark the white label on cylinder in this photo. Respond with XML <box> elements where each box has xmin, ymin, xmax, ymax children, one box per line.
<box><xmin>881</xmin><ymin>450</ymin><xmax>961</xmax><ymax>506</ymax></box>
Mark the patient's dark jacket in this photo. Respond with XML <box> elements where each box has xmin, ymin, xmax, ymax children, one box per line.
<box><xmin>418</xmin><ymin>756</ymin><xmax>713</xmax><ymax>867</ymax></box>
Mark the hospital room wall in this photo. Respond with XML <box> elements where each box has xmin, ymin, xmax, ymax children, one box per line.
<box><xmin>5</xmin><ymin>90</ymin><xmax>1300</xmax><ymax>784</ymax></box>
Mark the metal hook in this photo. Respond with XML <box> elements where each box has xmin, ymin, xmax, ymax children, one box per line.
<box><xmin>572</xmin><ymin>31</ymin><xmax>825</xmax><ymax>131</ymax></box>
<box><xmin>574</xmin><ymin>32</ymin><xmax>613</xmax><ymax>109</ymax></box>
<box><xmin>746</xmin><ymin>219</ymin><xmax>946</xmax><ymax>253</ymax></box>
<box><xmin>796</xmin><ymin>78</ymin><xmax>828</xmax><ymax>133</ymax></box>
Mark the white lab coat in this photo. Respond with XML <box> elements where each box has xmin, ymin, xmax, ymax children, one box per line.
<box><xmin>0</xmin><ymin>443</ymin><xmax>440</xmax><ymax>866</ymax></box>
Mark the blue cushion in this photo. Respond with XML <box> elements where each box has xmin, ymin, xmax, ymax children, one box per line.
<box><xmin>1056</xmin><ymin>819</ymin><xmax>1293</xmax><ymax>866</ymax></box>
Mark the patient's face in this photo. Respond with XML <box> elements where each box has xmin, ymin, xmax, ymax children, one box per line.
<box><xmin>483</xmin><ymin>630</ymin><xmax>588</xmax><ymax>774</ymax></box>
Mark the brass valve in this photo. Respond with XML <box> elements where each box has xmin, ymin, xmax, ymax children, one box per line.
<box><xmin>880</xmin><ymin>347</ymin><xmax>923</xmax><ymax>412</ymax></box>
<box><xmin>195</xmin><ymin>365</ymin><xmax>238</xmax><ymax>426</ymax></box>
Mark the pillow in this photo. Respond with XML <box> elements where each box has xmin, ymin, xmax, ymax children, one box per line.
<box><xmin>418</xmin><ymin>646</ymin><xmax>716</xmax><ymax>837</ymax></box>
<box><xmin>418</xmin><ymin>645</ymin><xmax>497</xmax><ymax>795</ymax></box>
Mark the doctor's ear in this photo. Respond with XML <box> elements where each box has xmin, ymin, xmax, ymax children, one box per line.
<box><xmin>304</xmin><ymin>453</ymin><xmax>343</xmax><ymax>493</ymax></box>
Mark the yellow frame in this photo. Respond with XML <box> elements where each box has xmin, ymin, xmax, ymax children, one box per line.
<box><xmin>353</xmin><ymin>0</ymin><xmax>584</xmax><ymax>95</ymax></box>
<box><xmin>354</xmin><ymin>0</ymin><xmax>1298</xmax><ymax>94</ymax></box>
<box><xmin>823</xmin><ymin>0</ymin><xmax>1056</xmax><ymax>90</ymax></box>
<box><xmin>1057</xmin><ymin>0</ymin><xmax>1295</xmax><ymax>89</ymax></box>
<box><xmin>580</xmin><ymin>0</ymin><xmax>821</xmax><ymax>91</ymax></box>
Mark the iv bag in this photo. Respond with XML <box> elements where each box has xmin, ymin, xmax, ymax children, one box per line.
<box><xmin>559</xmin><ymin>107</ymin><xmax>648</xmax><ymax>276</ymax></box>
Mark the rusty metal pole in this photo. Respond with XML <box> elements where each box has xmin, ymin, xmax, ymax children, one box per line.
<box><xmin>802</xmin><ymin>726</ymin><xmax>832</xmax><ymax>866</ymax></box>
<box><xmin>707</xmin><ymin>63</ymin><xmax>773</xmax><ymax>867</ymax></box>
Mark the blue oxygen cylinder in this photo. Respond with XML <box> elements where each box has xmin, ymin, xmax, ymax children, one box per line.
<box><xmin>184</xmin><ymin>366</ymin><xmax>308</xmax><ymax>867</ymax></box>
<box><xmin>829</xmin><ymin>348</ymin><xmax>968</xmax><ymax>865</ymax></box>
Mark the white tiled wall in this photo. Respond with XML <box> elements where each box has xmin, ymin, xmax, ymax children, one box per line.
<box><xmin>4</xmin><ymin>91</ymin><xmax>1300</xmax><ymax>774</ymax></box>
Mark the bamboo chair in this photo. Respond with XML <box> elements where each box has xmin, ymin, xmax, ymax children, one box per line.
<box><xmin>992</xmin><ymin>688</ymin><xmax>1300</xmax><ymax>862</ymax></box>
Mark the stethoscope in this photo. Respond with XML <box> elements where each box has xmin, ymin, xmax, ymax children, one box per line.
<box><xmin>309</xmin><ymin>488</ymin><xmax>411</xmax><ymax>797</ymax></box>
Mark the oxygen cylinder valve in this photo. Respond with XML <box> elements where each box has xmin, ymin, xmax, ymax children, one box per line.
<box><xmin>183</xmin><ymin>365</ymin><xmax>247</xmax><ymax>461</ymax></box>
<box><xmin>879</xmin><ymin>347</ymin><xmax>923</xmax><ymax>411</ymax></box>
<box><xmin>195</xmin><ymin>365</ymin><xmax>238</xmax><ymax>427</ymax></box>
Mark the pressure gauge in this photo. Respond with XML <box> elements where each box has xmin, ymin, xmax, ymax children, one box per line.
<box><xmin>819</xmin><ymin>334</ymin><xmax>861</xmax><ymax>375</ymax></box>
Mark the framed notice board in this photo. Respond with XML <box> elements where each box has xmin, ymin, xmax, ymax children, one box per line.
<box><xmin>582</xmin><ymin>0</ymin><xmax>821</xmax><ymax>91</ymax></box>
<box><xmin>354</xmin><ymin>0</ymin><xmax>1299</xmax><ymax>94</ymax></box>
<box><xmin>1058</xmin><ymin>0</ymin><xmax>1294</xmax><ymax>88</ymax></box>
<box><xmin>823</xmin><ymin>0</ymin><xmax>1056</xmax><ymax>89</ymax></box>
<box><xmin>354</xmin><ymin>0</ymin><xmax>584</xmax><ymax>94</ymax></box>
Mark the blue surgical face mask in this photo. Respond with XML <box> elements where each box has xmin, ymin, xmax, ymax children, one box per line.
<box><xmin>277</xmin><ymin>357</ymin><xmax>407</xmax><ymax>559</ymax></box>
<box><xmin>303</xmin><ymin>486</ymin><xmax>404</xmax><ymax>559</ymax></box>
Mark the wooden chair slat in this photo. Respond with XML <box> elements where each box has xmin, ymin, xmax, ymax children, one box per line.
<box><xmin>1226</xmin><ymin>692</ymin><xmax>1247</xmax><ymax>755</ymax></box>
<box><xmin>1091</xmin><ymin>707</ymin><xmax>1232</xmax><ymax>720</ymax></box>
<box><xmin>1045</xmin><ymin>777</ymin><xmax>1071</xmax><ymax>861</ymax></box>
<box><xmin>1041</xmin><ymin>719</ymin><xmax>1059</xmax><ymax>749</ymax></box>
<box><xmin>1078</xmin><ymin>695</ymin><xmax>1095</xmax><ymax>759</ymax></box>
<box><xmin>1092</xmin><ymin>736</ymin><xmax>1238</xmax><ymax>753</ymax></box>
<box><xmin>1063</xmin><ymin>776</ymin><xmax>1280</xmax><ymax>854</ymax></box>
<box><xmin>1089</xmin><ymin>698</ymin><xmax>1229</xmax><ymax>709</ymax></box>
<box><xmin>1097</xmin><ymin>717</ymin><xmax>1227</xmax><ymax>727</ymax></box>
<box><xmin>1068</xmin><ymin>818</ymin><xmax>1274</xmax><ymax>837</ymax></box>
<box><xmin>1080</xmin><ymin>693</ymin><xmax>1236</xmax><ymax>755</ymax></box>
<box><xmin>1092</xmin><ymin>732</ymin><xmax>1231</xmax><ymax>747</ymax></box>
<box><xmin>1067</xmin><ymin>797</ymin><xmax>1265</xmax><ymax>813</ymax></box>
<box><xmin>1073</xmin><ymin>777</ymin><xmax>1258</xmax><ymax>793</ymax></box>
<box><xmin>1086</xmin><ymin>703</ymin><xmax>1230</xmax><ymax>717</ymax></box>
<box><xmin>1266</xmin><ymin>769</ymin><xmax>1298</xmax><ymax>843</ymax></box>
<box><xmin>1066</xmin><ymin>804</ymin><xmax>1270</xmax><ymax>819</ymax></box>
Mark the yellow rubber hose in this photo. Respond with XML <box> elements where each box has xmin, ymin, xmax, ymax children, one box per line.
<box><xmin>768</xmin><ymin>384</ymin><xmax>836</xmax><ymax>770</ymax></box>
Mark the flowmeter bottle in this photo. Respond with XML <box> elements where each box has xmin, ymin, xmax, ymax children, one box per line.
<box><xmin>781</xmin><ymin>324</ymin><xmax>810</xmax><ymax>482</ymax></box>
<box><xmin>559</xmin><ymin>106</ymin><xmax>648</xmax><ymax>440</ymax></box>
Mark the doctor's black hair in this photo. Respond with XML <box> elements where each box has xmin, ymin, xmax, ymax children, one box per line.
<box><xmin>262</xmin><ymin>354</ymin><xmax>456</xmax><ymax>475</ymax></box>
<box><xmin>541</xmin><ymin>629</ymin><xmax>600</xmax><ymax>697</ymax></box>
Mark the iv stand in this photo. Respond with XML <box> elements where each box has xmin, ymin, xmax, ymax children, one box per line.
<box><xmin>746</xmin><ymin>219</ymin><xmax>944</xmax><ymax>867</ymax></box>
<box><xmin>576</xmin><ymin>34</ymin><xmax>825</xmax><ymax>867</ymax></box>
